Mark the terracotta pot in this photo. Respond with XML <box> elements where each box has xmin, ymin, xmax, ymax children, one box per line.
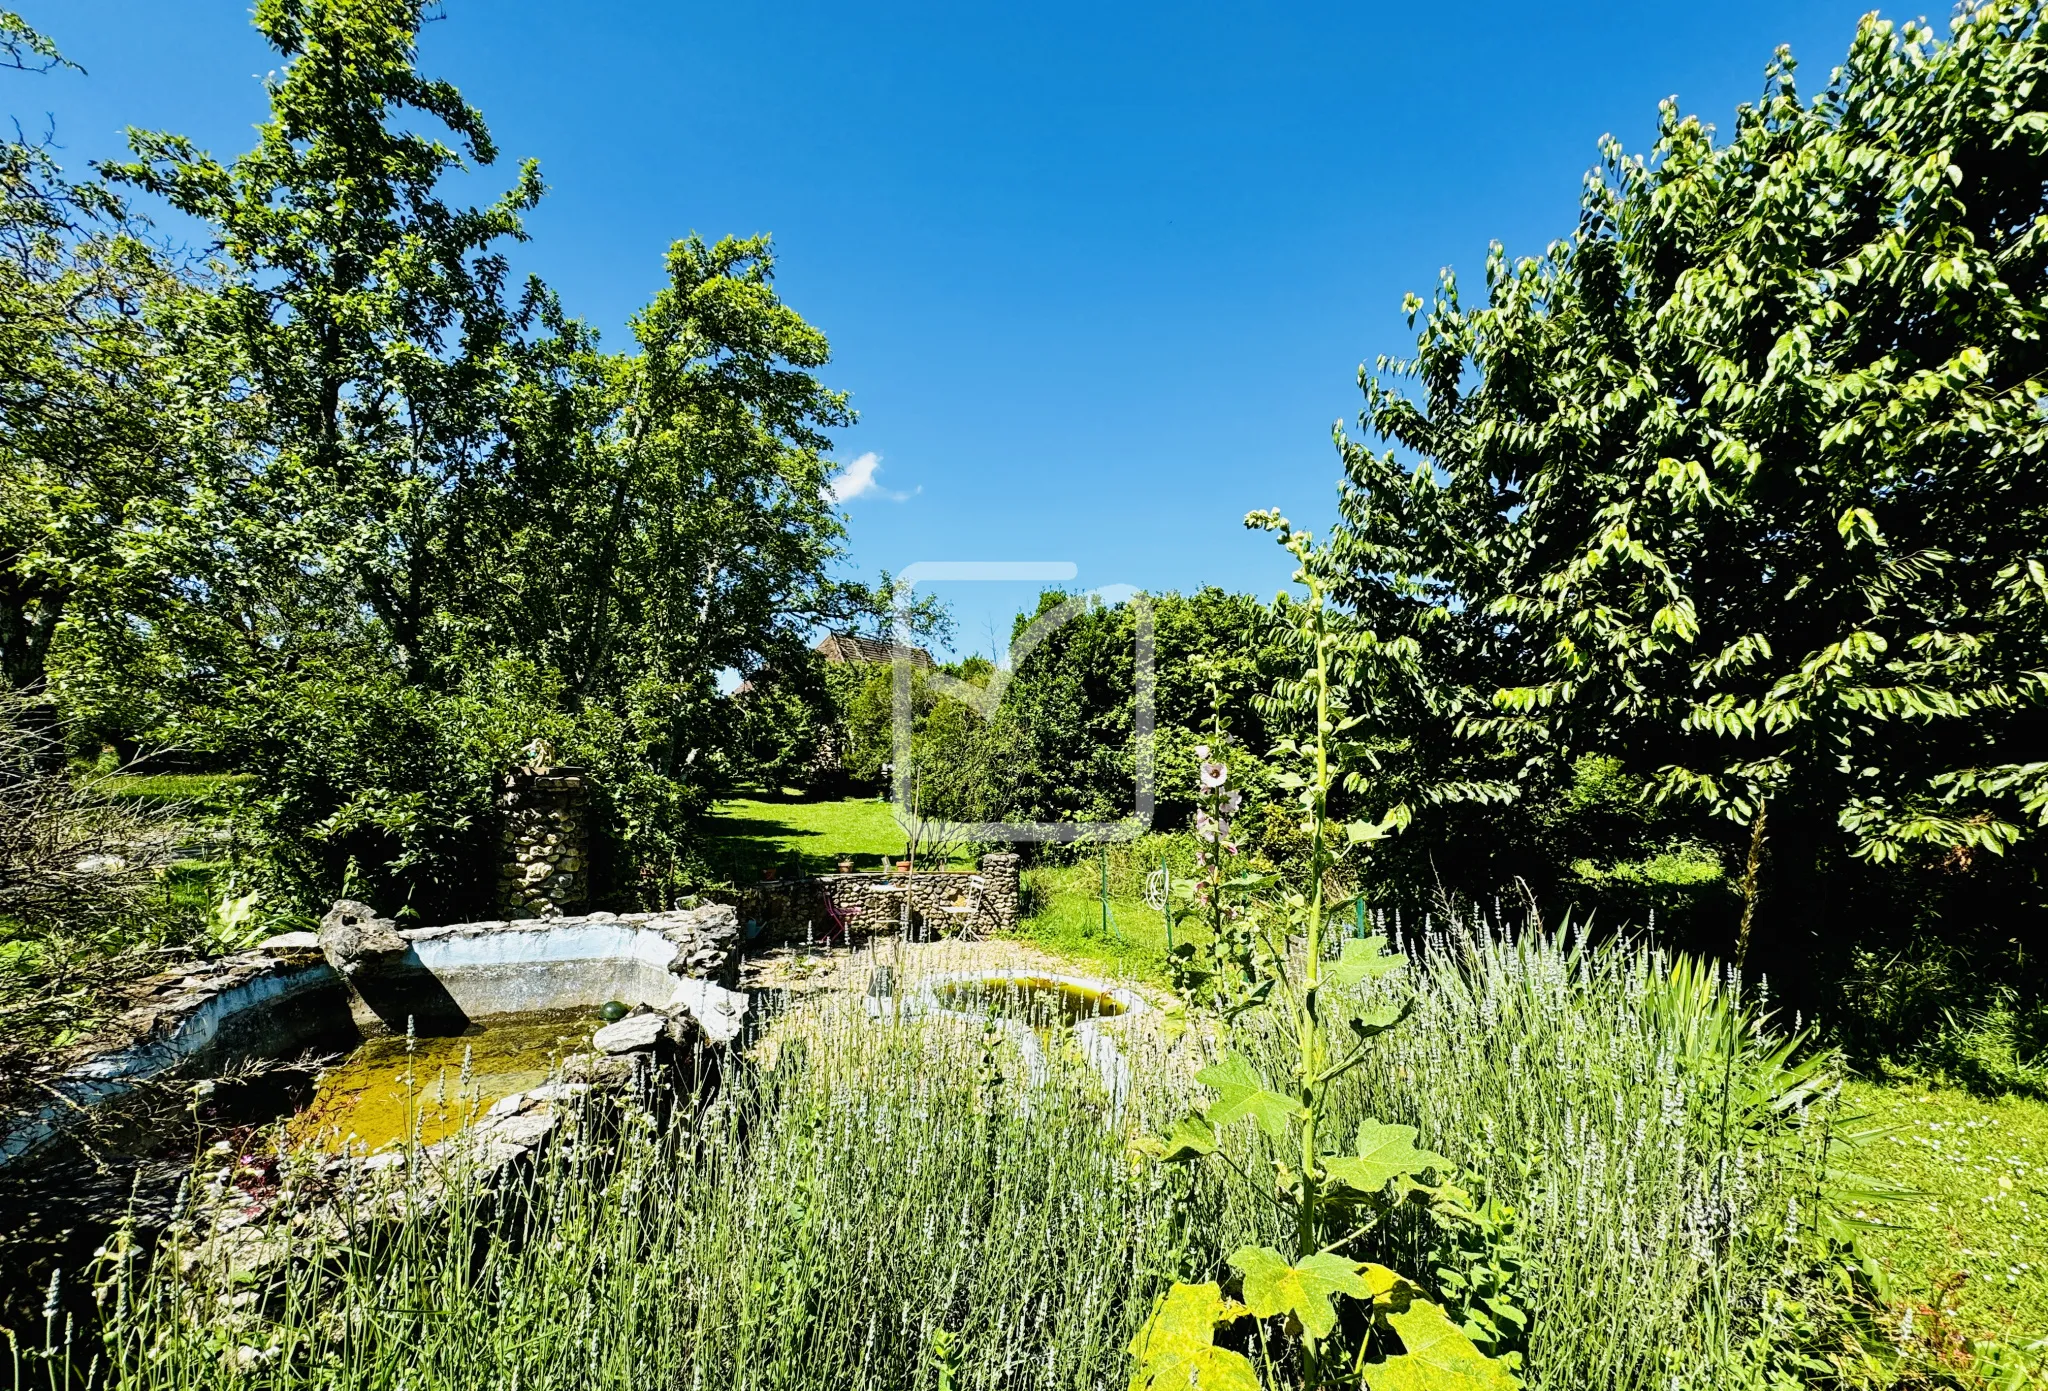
<box><xmin>837</xmin><ymin>858</ymin><xmax>854</xmax><ymax>874</ymax></box>
<box><xmin>761</xmin><ymin>866</ymin><xmax>777</xmax><ymax>881</ymax></box>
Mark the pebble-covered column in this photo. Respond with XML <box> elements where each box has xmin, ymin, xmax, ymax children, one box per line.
<box><xmin>498</xmin><ymin>766</ymin><xmax>590</xmax><ymax>918</ymax></box>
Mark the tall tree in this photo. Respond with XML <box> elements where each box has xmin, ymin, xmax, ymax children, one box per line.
<box><xmin>1333</xmin><ymin>5</ymin><xmax>2048</xmax><ymax>1000</ymax></box>
<box><xmin>85</xmin><ymin>0</ymin><xmax>856</xmax><ymax>912</ymax></box>
<box><xmin>0</xmin><ymin>11</ymin><xmax>197</xmax><ymax>714</ymax></box>
<box><xmin>109</xmin><ymin>0</ymin><xmax>543</xmax><ymax>687</ymax></box>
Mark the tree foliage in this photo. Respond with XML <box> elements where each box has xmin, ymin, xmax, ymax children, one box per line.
<box><xmin>1330</xmin><ymin>5</ymin><xmax>2048</xmax><ymax>1009</ymax></box>
<box><xmin>3</xmin><ymin>0</ymin><xmax>854</xmax><ymax>915</ymax></box>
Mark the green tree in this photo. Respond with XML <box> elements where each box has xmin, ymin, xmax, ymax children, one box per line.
<box><xmin>0</xmin><ymin>11</ymin><xmax>205</xmax><ymax>720</ymax></box>
<box><xmin>997</xmin><ymin>587</ymin><xmax>1275</xmax><ymax>835</ymax></box>
<box><xmin>81</xmin><ymin>0</ymin><xmax>854</xmax><ymax>913</ymax></box>
<box><xmin>109</xmin><ymin>0</ymin><xmax>544</xmax><ymax>688</ymax></box>
<box><xmin>1332</xmin><ymin>5</ymin><xmax>2048</xmax><ymax>1010</ymax></box>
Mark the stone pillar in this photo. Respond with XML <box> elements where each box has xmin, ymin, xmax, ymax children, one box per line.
<box><xmin>978</xmin><ymin>851</ymin><xmax>1020</xmax><ymax>934</ymax></box>
<box><xmin>498</xmin><ymin>766</ymin><xmax>590</xmax><ymax>918</ymax></box>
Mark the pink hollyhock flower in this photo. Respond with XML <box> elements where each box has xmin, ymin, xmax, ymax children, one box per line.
<box><xmin>1200</xmin><ymin>760</ymin><xmax>1229</xmax><ymax>789</ymax></box>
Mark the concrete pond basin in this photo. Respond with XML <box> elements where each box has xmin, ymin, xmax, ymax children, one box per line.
<box><xmin>1</xmin><ymin>899</ymin><xmax>748</xmax><ymax>1168</ymax></box>
<box><xmin>0</xmin><ymin>900</ymin><xmax>751</xmax><ymax>1324</ymax></box>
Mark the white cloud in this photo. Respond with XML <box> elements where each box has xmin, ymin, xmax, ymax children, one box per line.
<box><xmin>826</xmin><ymin>451</ymin><xmax>917</xmax><ymax>504</ymax></box>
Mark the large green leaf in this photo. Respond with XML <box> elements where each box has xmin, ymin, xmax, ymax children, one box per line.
<box><xmin>1127</xmin><ymin>1282</ymin><xmax>1259</xmax><ymax>1391</ymax></box>
<box><xmin>1152</xmin><ymin>1113</ymin><xmax>1219</xmax><ymax>1161</ymax></box>
<box><xmin>1345</xmin><ymin>1001</ymin><xmax>1413</xmax><ymax>1042</ymax></box>
<box><xmin>1327</xmin><ymin>935</ymin><xmax>1405</xmax><ymax>988</ymax></box>
<box><xmin>1366</xmin><ymin>1297</ymin><xmax>1519</xmax><ymax>1390</ymax></box>
<box><xmin>1227</xmin><ymin>1245</ymin><xmax>1378</xmax><ymax>1340</ymax></box>
<box><xmin>1322</xmin><ymin>1120</ymin><xmax>1451</xmax><ymax>1195</ymax></box>
<box><xmin>1197</xmin><ymin>1053</ymin><xmax>1299</xmax><ymax>1142</ymax></box>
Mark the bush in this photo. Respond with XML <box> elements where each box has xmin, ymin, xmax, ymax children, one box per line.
<box><xmin>1917</xmin><ymin>991</ymin><xmax>2048</xmax><ymax>1101</ymax></box>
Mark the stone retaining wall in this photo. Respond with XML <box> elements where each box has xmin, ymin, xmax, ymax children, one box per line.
<box><xmin>721</xmin><ymin>851</ymin><xmax>1021</xmax><ymax>945</ymax></box>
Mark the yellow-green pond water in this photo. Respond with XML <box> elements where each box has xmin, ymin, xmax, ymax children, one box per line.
<box><xmin>930</xmin><ymin>977</ymin><xmax>1126</xmax><ymax>1027</ymax></box>
<box><xmin>287</xmin><ymin>1009</ymin><xmax>595</xmax><ymax>1152</ymax></box>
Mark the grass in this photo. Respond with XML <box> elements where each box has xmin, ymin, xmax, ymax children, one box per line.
<box><xmin>22</xmin><ymin>926</ymin><xmax>1918</xmax><ymax>1391</ymax></box>
<box><xmin>701</xmin><ymin>789</ymin><xmax>926</xmax><ymax>876</ymax></box>
<box><xmin>91</xmin><ymin>772</ymin><xmax>252</xmax><ymax>804</ymax></box>
<box><xmin>1274</xmin><ymin>925</ymin><xmax>1861</xmax><ymax>1389</ymax></box>
<box><xmin>15</xmin><ymin>849</ymin><xmax>2044</xmax><ymax>1389</ymax></box>
<box><xmin>1841</xmin><ymin>1076</ymin><xmax>2048</xmax><ymax>1347</ymax></box>
<box><xmin>1008</xmin><ymin>859</ymin><xmax>1173</xmax><ymax>987</ymax></box>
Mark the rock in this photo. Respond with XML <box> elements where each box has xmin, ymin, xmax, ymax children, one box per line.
<box><xmin>668</xmin><ymin>977</ymin><xmax>749</xmax><ymax>1046</ymax></box>
<box><xmin>486</xmin><ymin>1091</ymin><xmax>536</xmax><ymax>1118</ymax></box>
<box><xmin>255</xmin><ymin>931</ymin><xmax>322</xmax><ymax>953</ymax></box>
<box><xmin>592</xmin><ymin>1012</ymin><xmax>666</xmax><ymax>1054</ymax></box>
<box><xmin>560</xmin><ymin>1051</ymin><xmax>637</xmax><ymax>1085</ymax></box>
<box><xmin>316</xmin><ymin>901</ymin><xmax>407</xmax><ymax>976</ymax></box>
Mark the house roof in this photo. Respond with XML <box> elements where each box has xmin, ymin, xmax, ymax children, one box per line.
<box><xmin>814</xmin><ymin>632</ymin><xmax>936</xmax><ymax>668</ymax></box>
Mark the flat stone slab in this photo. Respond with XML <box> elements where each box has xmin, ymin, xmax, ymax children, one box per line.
<box><xmin>669</xmin><ymin>977</ymin><xmax>749</xmax><ymax>1045</ymax></box>
<box><xmin>255</xmin><ymin>931</ymin><xmax>322</xmax><ymax>952</ymax></box>
<box><xmin>592</xmin><ymin>1013</ymin><xmax>666</xmax><ymax>1054</ymax></box>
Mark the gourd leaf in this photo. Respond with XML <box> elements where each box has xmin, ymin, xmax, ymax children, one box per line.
<box><xmin>1228</xmin><ymin>1245</ymin><xmax>1379</xmax><ymax>1340</ymax></box>
<box><xmin>1154</xmin><ymin>1113</ymin><xmax>1218</xmax><ymax>1161</ymax></box>
<box><xmin>1366</xmin><ymin>1297</ymin><xmax>1520</xmax><ymax>1390</ymax></box>
<box><xmin>1345</xmin><ymin>1001</ymin><xmax>1412</xmax><ymax>1042</ymax></box>
<box><xmin>1322</xmin><ymin>1120</ymin><xmax>1451</xmax><ymax>1195</ymax></box>
<box><xmin>1328</xmin><ymin>935</ymin><xmax>1405</xmax><ymax>988</ymax></box>
<box><xmin>1127</xmin><ymin>1282</ymin><xmax>1259</xmax><ymax>1391</ymax></box>
<box><xmin>1197</xmin><ymin>1053</ymin><xmax>1300</xmax><ymax>1142</ymax></box>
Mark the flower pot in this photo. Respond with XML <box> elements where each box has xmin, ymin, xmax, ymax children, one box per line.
<box><xmin>837</xmin><ymin>858</ymin><xmax>854</xmax><ymax>874</ymax></box>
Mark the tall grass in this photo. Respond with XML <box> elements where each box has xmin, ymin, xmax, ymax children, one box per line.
<box><xmin>1227</xmin><ymin>919</ymin><xmax>1853</xmax><ymax>1389</ymax></box>
<box><xmin>11</xmin><ymin>928</ymin><xmax>1858</xmax><ymax>1391</ymax></box>
<box><xmin>16</xmin><ymin>996</ymin><xmax>1213</xmax><ymax>1391</ymax></box>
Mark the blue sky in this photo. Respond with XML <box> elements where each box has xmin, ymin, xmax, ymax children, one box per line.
<box><xmin>28</xmin><ymin>0</ymin><xmax>1880</xmax><ymax>661</ymax></box>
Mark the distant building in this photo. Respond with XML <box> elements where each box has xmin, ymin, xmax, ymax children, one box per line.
<box><xmin>813</xmin><ymin>631</ymin><xmax>935</xmax><ymax>668</ymax></box>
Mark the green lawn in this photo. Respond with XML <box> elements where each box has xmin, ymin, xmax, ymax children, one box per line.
<box><xmin>1843</xmin><ymin>1077</ymin><xmax>2048</xmax><ymax>1346</ymax></box>
<box><xmin>94</xmin><ymin>771</ymin><xmax>253</xmax><ymax>803</ymax></box>
<box><xmin>1007</xmin><ymin>860</ymin><xmax>1173</xmax><ymax>986</ymax></box>
<box><xmin>701</xmin><ymin>791</ymin><xmax>916</xmax><ymax>876</ymax></box>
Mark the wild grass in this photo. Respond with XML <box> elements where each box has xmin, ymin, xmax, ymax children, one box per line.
<box><xmin>1213</xmin><ymin>921</ymin><xmax>1876</xmax><ymax>1390</ymax></box>
<box><xmin>12</xmin><ymin>994</ymin><xmax>1211</xmax><ymax>1391</ymax></box>
<box><xmin>8</xmin><ymin>928</ymin><xmax>1928</xmax><ymax>1391</ymax></box>
<box><xmin>91</xmin><ymin>773</ymin><xmax>253</xmax><ymax>806</ymax></box>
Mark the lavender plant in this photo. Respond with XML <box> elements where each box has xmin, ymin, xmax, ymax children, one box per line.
<box><xmin>1131</xmin><ymin>514</ymin><xmax>1515</xmax><ymax>1390</ymax></box>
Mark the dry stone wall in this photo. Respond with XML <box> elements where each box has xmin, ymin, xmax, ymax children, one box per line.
<box><xmin>722</xmin><ymin>851</ymin><xmax>1021</xmax><ymax>945</ymax></box>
